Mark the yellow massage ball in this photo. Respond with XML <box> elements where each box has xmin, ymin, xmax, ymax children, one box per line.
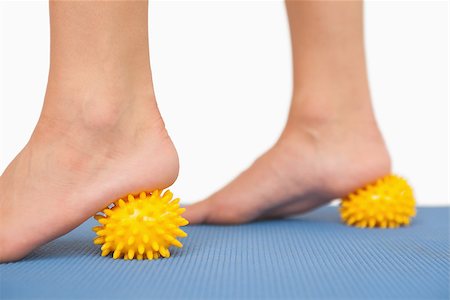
<box><xmin>340</xmin><ymin>174</ymin><xmax>416</xmax><ymax>228</ymax></box>
<box><xmin>92</xmin><ymin>189</ymin><xmax>188</xmax><ymax>260</ymax></box>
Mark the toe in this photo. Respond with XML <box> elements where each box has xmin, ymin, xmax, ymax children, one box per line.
<box><xmin>184</xmin><ymin>195</ymin><xmax>254</xmax><ymax>225</ymax></box>
<box><xmin>185</xmin><ymin>150</ymin><xmax>296</xmax><ymax>225</ymax></box>
<box><xmin>184</xmin><ymin>200</ymin><xmax>213</xmax><ymax>224</ymax></box>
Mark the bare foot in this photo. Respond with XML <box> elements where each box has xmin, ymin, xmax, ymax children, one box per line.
<box><xmin>184</xmin><ymin>0</ymin><xmax>394</xmax><ymax>225</ymax></box>
<box><xmin>0</xmin><ymin>0</ymin><xmax>181</xmax><ymax>262</ymax></box>
<box><xmin>0</xmin><ymin>84</ymin><xmax>178</xmax><ymax>262</ymax></box>
<box><xmin>185</xmin><ymin>99</ymin><xmax>391</xmax><ymax>224</ymax></box>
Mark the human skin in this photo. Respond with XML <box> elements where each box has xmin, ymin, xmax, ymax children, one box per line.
<box><xmin>185</xmin><ymin>0</ymin><xmax>390</xmax><ymax>223</ymax></box>
<box><xmin>0</xmin><ymin>0</ymin><xmax>390</xmax><ymax>261</ymax></box>
<box><xmin>0</xmin><ymin>0</ymin><xmax>179</xmax><ymax>262</ymax></box>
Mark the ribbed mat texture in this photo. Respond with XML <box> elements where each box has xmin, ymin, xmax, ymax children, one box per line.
<box><xmin>1</xmin><ymin>206</ymin><xmax>449</xmax><ymax>299</ymax></box>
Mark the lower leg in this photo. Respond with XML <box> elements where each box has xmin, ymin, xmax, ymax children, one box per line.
<box><xmin>186</xmin><ymin>0</ymin><xmax>390</xmax><ymax>224</ymax></box>
<box><xmin>286</xmin><ymin>0</ymin><xmax>373</xmax><ymax>120</ymax></box>
<box><xmin>45</xmin><ymin>0</ymin><xmax>156</xmax><ymax>127</ymax></box>
<box><xmin>0</xmin><ymin>1</ymin><xmax>178</xmax><ymax>261</ymax></box>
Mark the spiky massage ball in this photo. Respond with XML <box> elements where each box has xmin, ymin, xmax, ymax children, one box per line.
<box><xmin>340</xmin><ymin>175</ymin><xmax>416</xmax><ymax>228</ymax></box>
<box><xmin>92</xmin><ymin>190</ymin><xmax>188</xmax><ymax>260</ymax></box>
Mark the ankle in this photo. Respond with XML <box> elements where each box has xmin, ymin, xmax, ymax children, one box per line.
<box><xmin>41</xmin><ymin>76</ymin><xmax>158</xmax><ymax>133</ymax></box>
<box><xmin>30</xmin><ymin>83</ymin><xmax>179</xmax><ymax>194</ymax></box>
<box><xmin>279</xmin><ymin>94</ymin><xmax>391</xmax><ymax>195</ymax></box>
<box><xmin>283</xmin><ymin>104</ymin><xmax>385</xmax><ymax>151</ymax></box>
<box><xmin>288</xmin><ymin>87</ymin><xmax>376</xmax><ymax>127</ymax></box>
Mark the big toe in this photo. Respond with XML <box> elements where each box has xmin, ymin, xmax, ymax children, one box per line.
<box><xmin>184</xmin><ymin>200</ymin><xmax>212</xmax><ymax>224</ymax></box>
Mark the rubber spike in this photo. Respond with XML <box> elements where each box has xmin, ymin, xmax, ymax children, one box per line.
<box><xmin>92</xmin><ymin>189</ymin><xmax>188</xmax><ymax>260</ymax></box>
<box><xmin>340</xmin><ymin>175</ymin><xmax>415</xmax><ymax>229</ymax></box>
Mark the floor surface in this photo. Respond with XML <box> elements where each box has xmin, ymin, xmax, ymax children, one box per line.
<box><xmin>1</xmin><ymin>206</ymin><xmax>449</xmax><ymax>299</ymax></box>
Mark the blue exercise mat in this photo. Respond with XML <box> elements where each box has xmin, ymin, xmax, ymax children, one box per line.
<box><xmin>1</xmin><ymin>206</ymin><xmax>449</xmax><ymax>299</ymax></box>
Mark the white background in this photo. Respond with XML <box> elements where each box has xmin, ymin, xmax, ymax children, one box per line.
<box><xmin>1</xmin><ymin>1</ymin><xmax>448</xmax><ymax>205</ymax></box>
